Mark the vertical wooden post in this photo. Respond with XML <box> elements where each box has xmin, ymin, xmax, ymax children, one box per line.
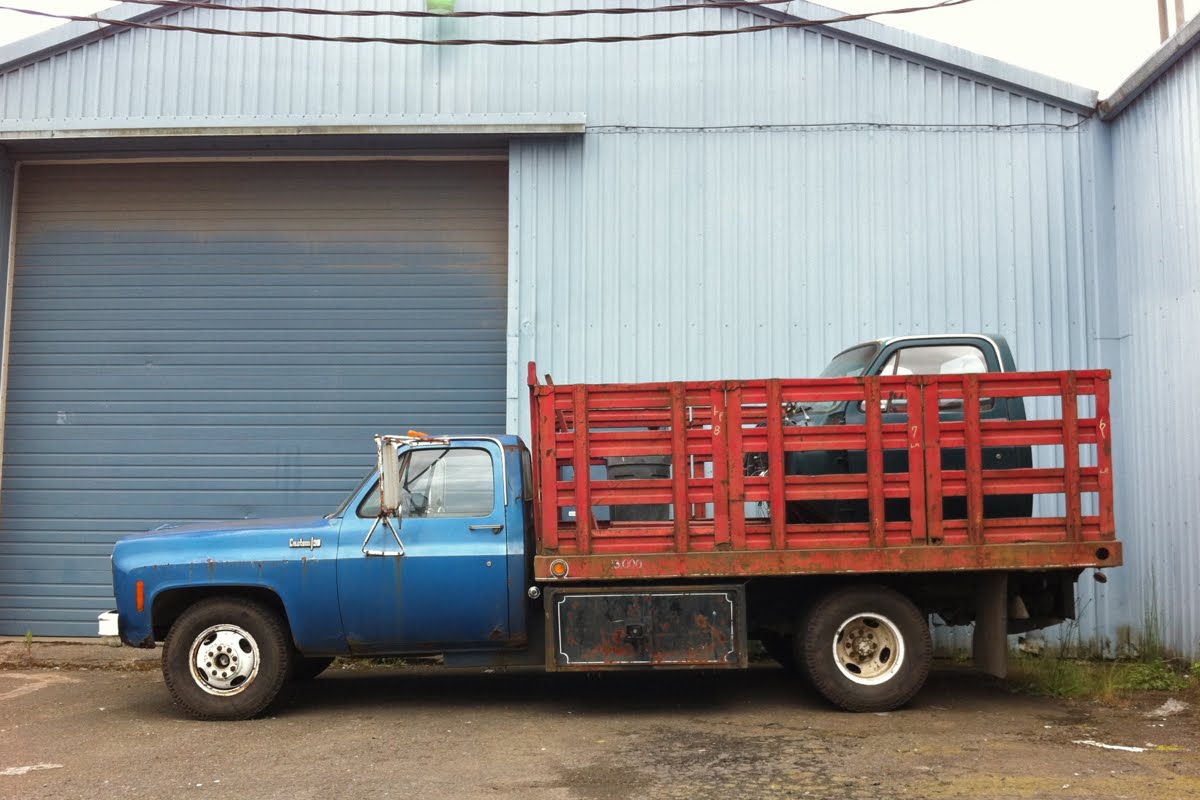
<box><xmin>534</xmin><ymin>384</ymin><xmax>560</xmax><ymax>551</ymax></box>
<box><xmin>865</xmin><ymin>378</ymin><xmax>885</xmax><ymax>548</ymax></box>
<box><xmin>670</xmin><ymin>382</ymin><xmax>689</xmax><ymax>552</ymax></box>
<box><xmin>571</xmin><ymin>384</ymin><xmax>591</xmax><ymax>554</ymax></box>
<box><xmin>964</xmin><ymin>374</ymin><xmax>984</xmax><ymax>545</ymax></box>
<box><xmin>1062</xmin><ymin>373</ymin><xmax>1082</xmax><ymax>542</ymax></box>
<box><xmin>710</xmin><ymin>385</ymin><xmax>731</xmax><ymax>549</ymax></box>
<box><xmin>1095</xmin><ymin>374</ymin><xmax>1115</xmax><ymax>538</ymax></box>
<box><xmin>923</xmin><ymin>380</ymin><xmax>944</xmax><ymax>544</ymax></box>
<box><xmin>767</xmin><ymin>380</ymin><xmax>786</xmax><ymax>550</ymax></box>
<box><xmin>727</xmin><ymin>385</ymin><xmax>747</xmax><ymax>550</ymax></box>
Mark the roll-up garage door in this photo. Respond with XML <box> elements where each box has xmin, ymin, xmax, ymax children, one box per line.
<box><xmin>1</xmin><ymin>160</ymin><xmax>508</xmax><ymax>635</ymax></box>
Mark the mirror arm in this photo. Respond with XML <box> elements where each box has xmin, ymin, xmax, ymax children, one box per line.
<box><xmin>362</xmin><ymin>514</ymin><xmax>405</xmax><ymax>557</ymax></box>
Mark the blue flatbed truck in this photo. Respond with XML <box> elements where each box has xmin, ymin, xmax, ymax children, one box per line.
<box><xmin>104</xmin><ymin>335</ymin><xmax>1119</xmax><ymax>720</ymax></box>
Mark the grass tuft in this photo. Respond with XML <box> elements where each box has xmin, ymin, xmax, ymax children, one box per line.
<box><xmin>1007</xmin><ymin>654</ymin><xmax>1198</xmax><ymax>703</ymax></box>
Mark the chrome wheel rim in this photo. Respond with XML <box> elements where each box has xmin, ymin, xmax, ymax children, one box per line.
<box><xmin>189</xmin><ymin>624</ymin><xmax>260</xmax><ymax>696</ymax></box>
<box><xmin>832</xmin><ymin>613</ymin><xmax>905</xmax><ymax>685</ymax></box>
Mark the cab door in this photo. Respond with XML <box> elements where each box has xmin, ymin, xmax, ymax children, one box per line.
<box><xmin>336</xmin><ymin>442</ymin><xmax>510</xmax><ymax>654</ymax></box>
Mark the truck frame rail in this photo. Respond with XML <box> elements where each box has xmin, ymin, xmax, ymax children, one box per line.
<box><xmin>528</xmin><ymin>364</ymin><xmax>1118</xmax><ymax>581</ymax></box>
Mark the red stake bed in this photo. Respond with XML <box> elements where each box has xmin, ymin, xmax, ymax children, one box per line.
<box><xmin>527</xmin><ymin>363</ymin><xmax>1118</xmax><ymax>582</ymax></box>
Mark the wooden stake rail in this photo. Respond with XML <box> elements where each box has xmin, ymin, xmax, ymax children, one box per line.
<box><xmin>528</xmin><ymin>363</ymin><xmax>1119</xmax><ymax>582</ymax></box>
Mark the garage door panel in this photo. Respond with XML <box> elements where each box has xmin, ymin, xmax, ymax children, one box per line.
<box><xmin>1</xmin><ymin>160</ymin><xmax>507</xmax><ymax>635</ymax></box>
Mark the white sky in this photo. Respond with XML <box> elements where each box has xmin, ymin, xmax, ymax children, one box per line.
<box><xmin>0</xmin><ymin>1</ymin><xmax>1195</xmax><ymax>94</ymax></box>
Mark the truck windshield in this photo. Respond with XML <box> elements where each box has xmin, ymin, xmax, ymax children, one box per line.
<box><xmin>327</xmin><ymin>469</ymin><xmax>377</xmax><ymax>519</ymax></box>
<box><xmin>819</xmin><ymin>343</ymin><xmax>880</xmax><ymax>378</ymax></box>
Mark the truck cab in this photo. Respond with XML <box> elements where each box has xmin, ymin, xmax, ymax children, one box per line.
<box><xmin>110</xmin><ymin>436</ymin><xmax>540</xmax><ymax>719</ymax></box>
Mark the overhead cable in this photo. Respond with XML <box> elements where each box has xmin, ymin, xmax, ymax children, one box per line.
<box><xmin>0</xmin><ymin>1</ymin><xmax>977</xmax><ymax>46</ymax></box>
<box><xmin>68</xmin><ymin>0</ymin><xmax>800</xmax><ymax>19</ymax></box>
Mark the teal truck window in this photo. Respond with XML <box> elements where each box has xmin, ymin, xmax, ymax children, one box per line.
<box><xmin>879</xmin><ymin>345</ymin><xmax>986</xmax><ymax>376</ymax></box>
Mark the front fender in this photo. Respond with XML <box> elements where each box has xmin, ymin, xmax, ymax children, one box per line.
<box><xmin>111</xmin><ymin>517</ymin><xmax>346</xmax><ymax>654</ymax></box>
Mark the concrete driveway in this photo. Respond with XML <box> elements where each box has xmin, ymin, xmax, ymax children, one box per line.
<box><xmin>0</xmin><ymin>645</ymin><xmax>1197</xmax><ymax>800</ymax></box>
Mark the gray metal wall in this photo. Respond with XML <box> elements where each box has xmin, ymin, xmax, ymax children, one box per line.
<box><xmin>1</xmin><ymin>161</ymin><xmax>507</xmax><ymax>635</ymax></box>
<box><xmin>1108</xmin><ymin>42</ymin><xmax>1200</xmax><ymax>658</ymax></box>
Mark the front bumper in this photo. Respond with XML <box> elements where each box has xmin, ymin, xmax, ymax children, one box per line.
<box><xmin>98</xmin><ymin>610</ymin><xmax>119</xmax><ymax>637</ymax></box>
<box><xmin>98</xmin><ymin>610</ymin><xmax>154</xmax><ymax>648</ymax></box>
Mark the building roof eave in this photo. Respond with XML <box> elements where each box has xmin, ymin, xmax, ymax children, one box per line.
<box><xmin>723</xmin><ymin>0</ymin><xmax>1098</xmax><ymax>114</ymax></box>
<box><xmin>1099</xmin><ymin>12</ymin><xmax>1200</xmax><ymax>120</ymax></box>
<box><xmin>0</xmin><ymin>1</ymin><xmax>210</xmax><ymax>74</ymax></box>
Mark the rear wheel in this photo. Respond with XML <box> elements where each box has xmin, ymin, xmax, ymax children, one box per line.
<box><xmin>801</xmin><ymin>585</ymin><xmax>931</xmax><ymax>712</ymax></box>
<box><xmin>162</xmin><ymin>597</ymin><xmax>292</xmax><ymax>721</ymax></box>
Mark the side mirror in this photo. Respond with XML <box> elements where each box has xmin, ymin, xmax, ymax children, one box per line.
<box><xmin>364</xmin><ymin>435</ymin><xmax>407</xmax><ymax>557</ymax></box>
<box><xmin>376</xmin><ymin>437</ymin><xmax>404</xmax><ymax>518</ymax></box>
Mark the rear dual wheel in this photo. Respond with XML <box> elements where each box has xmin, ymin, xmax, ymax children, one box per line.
<box><xmin>796</xmin><ymin>585</ymin><xmax>931</xmax><ymax>712</ymax></box>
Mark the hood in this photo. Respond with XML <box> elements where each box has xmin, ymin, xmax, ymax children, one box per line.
<box><xmin>135</xmin><ymin>515</ymin><xmax>330</xmax><ymax>537</ymax></box>
<box><xmin>116</xmin><ymin>515</ymin><xmax>337</xmax><ymax>546</ymax></box>
<box><xmin>111</xmin><ymin>515</ymin><xmax>340</xmax><ymax>570</ymax></box>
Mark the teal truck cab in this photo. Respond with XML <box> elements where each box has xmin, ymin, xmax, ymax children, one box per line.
<box><xmin>106</xmin><ymin>335</ymin><xmax>1120</xmax><ymax>720</ymax></box>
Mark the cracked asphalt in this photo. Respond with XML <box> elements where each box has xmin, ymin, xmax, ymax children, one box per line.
<box><xmin>1</xmin><ymin>649</ymin><xmax>1198</xmax><ymax>800</ymax></box>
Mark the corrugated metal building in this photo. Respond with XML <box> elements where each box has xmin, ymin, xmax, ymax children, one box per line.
<box><xmin>1098</xmin><ymin>15</ymin><xmax>1200</xmax><ymax>659</ymax></box>
<box><xmin>0</xmin><ymin>1</ymin><xmax>1192</xmax><ymax>654</ymax></box>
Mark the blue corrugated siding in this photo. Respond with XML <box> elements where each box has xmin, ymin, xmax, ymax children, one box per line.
<box><xmin>1109</xmin><ymin>42</ymin><xmax>1200</xmax><ymax>658</ymax></box>
<box><xmin>0</xmin><ymin>161</ymin><xmax>507</xmax><ymax>635</ymax></box>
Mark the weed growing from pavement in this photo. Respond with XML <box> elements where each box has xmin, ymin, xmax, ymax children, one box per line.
<box><xmin>1007</xmin><ymin>655</ymin><xmax>1198</xmax><ymax>702</ymax></box>
<box><xmin>1005</xmin><ymin>594</ymin><xmax>1200</xmax><ymax>701</ymax></box>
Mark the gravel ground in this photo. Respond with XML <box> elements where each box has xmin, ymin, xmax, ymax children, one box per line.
<box><xmin>1</xmin><ymin>640</ymin><xmax>1197</xmax><ymax>800</ymax></box>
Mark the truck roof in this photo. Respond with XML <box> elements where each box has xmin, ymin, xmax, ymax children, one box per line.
<box><xmin>839</xmin><ymin>333</ymin><xmax>1016</xmax><ymax>371</ymax></box>
<box><xmin>388</xmin><ymin>434</ymin><xmax>523</xmax><ymax>448</ymax></box>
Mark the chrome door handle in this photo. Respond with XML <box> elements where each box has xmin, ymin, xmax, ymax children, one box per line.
<box><xmin>468</xmin><ymin>524</ymin><xmax>504</xmax><ymax>534</ymax></box>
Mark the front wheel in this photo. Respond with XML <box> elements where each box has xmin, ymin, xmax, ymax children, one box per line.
<box><xmin>799</xmin><ymin>585</ymin><xmax>931</xmax><ymax>712</ymax></box>
<box><xmin>162</xmin><ymin>597</ymin><xmax>293</xmax><ymax>720</ymax></box>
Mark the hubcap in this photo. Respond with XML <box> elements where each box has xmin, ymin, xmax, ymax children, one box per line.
<box><xmin>189</xmin><ymin>624</ymin><xmax>260</xmax><ymax>695</ymax></box>
<box><xmin>832</xmin><ymin>613</ymin><xmax>905</xmax><ymax>686</ymax></box>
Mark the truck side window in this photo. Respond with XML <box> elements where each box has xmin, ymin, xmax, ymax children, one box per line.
<box><xmin>402</xmin><ymin>448</ymin><xmax>495</xmax><ymax>518</ymax></box>
<box><xmin>357</xmin><ymin>448</ymin><xmax>495</xmax><ymax>518</ymax></box>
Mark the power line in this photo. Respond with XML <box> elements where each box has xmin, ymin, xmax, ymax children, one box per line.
<box><xmin>74</xmin><ymin>0</ymin><xmax>800</xmax><ymax>19</ymax></box>
<box><xmin>0</xmin><ymin>1</ymin><xmax>976</xmax><ymax>47</ymax></box>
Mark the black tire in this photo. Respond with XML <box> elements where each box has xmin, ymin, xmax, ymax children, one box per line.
<box><xmin>291</xmin><ymin>655</ymin><xmax>335</xmax><ymax>682</ymax></box>
<box><xmin>162</xmin><ymin>597</ymin><xmax>293</xmax><ymax>721</ymax></box>
<box><xmin>800</xmin><ymin>585</ymin><xmax>931</xmax><ymax>713</ymax></box>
